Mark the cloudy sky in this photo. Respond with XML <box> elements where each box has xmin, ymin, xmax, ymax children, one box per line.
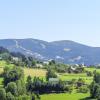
<box><xmin>0</xmin><ymin>0</ymin><xmax>100</xmax><ymax>47</ymax></box>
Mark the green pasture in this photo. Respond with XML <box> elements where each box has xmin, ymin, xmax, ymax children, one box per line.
<box><xmin>41</xmin><ymin>93</ymin><xmax>90</xmax><ymax>100</ymax></box>
<box><xmin>85</xmin><ymin>67</ymin><xmax>100</xmax><ymax>73</ymax></box>
<box><xmin>59</xmin><ymin>73</ymin><xmax>93</xmax><ymax>84</ymax></box>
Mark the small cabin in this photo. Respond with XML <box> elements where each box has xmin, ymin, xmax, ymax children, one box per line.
<box><xmin>12</xmin><ymin>57</ymin><xmax>19</xmax><ymax>62</ymax></box>
<box><xmin>0</xmin><ymin>57</ymin><xmax>2</xmax><ymax>60</ymax></box>
<box><xmin>49</xmin><ymin>78</ymin><xmax>59</xmax><ymax>84</ymax></box>
<box><xmin>70</xmin><ymin>66</ymin><xmax>76</xmax><ymax>71</ymax></box>
<box><xmin>36</xmin><ymin>64</ymin><xmax>43</xmax><ymax>68</ymax></box>
<box><xmin>43</xmin><ymin>61</ymin><xmax>49</xmax><ymax>65</ymax></box>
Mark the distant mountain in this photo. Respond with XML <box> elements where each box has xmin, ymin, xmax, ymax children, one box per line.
<box><xmin>0</xmin><ymin>38</ymin><xmax>100</xmax><ymax>65</ymax></box>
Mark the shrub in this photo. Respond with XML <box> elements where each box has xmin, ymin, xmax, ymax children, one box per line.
<box><xmin>77</xmin><ymin>85</ymin><xmax>88</xmax><ymax>93</ymax></box>
<box><xmin>0</xmin><ymin>88</ymin><xmax>6</xmax><ymax>100</ymax></box>
<box><xmin>6</xmin><ymin>82</ymin><xmax>18</xmax><ymax>96</ymax></box>
<box><xmin>6</xmin><ymin>92</ymin><xmax>15</xmax><ymax>100</ymax></box>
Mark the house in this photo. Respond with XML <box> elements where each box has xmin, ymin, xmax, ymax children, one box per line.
<box><xmin>75</xmin><ymin>64</ymin><xmax>79</xmax><ymax>67</ymax></box>
<box><xmin>0</xmin><ymin>57</ymin><xmax>2</xmax><ymax>60</ymax></box>
<box><xmin>43</xmin><ymin>61</ymin><xmax>49</xmax><ymax>65</ymax></box>
<box><xmin>49</xmin><ymin>78</ymin><xmax>59</xmax><ymax>84</ymax></box>
<box><xmin>12</xmin><ymin>57</ymin><xmax>19</xmax><ymax>62</ymax></box>
<box><xmin>36</xmin><ymin>64</ymin><xmax>43</xmax><ymax>68</ymax></box>
<box><xmin>80</xmin><ymin>63</ymin><xmax>86</xmax><ymax>68</ymax></box>
<box><xmin>70</xmin><ymin>66</ymin><xmax>76</xmax><ymax>71</ymax></box>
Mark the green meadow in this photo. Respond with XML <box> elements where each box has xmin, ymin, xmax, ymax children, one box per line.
<box><xmin>41</xmin><ymin>93</ymin><xmax>90</xmax><ymax>100</ymax></box>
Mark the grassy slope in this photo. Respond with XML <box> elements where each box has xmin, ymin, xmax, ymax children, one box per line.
<box><xmin>41</xmin><ymin>93</ymin><xmax>90</xmax><ymax>100</ymax></box>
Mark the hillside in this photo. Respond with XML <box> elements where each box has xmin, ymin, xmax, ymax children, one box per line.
<box><xmin>0</xmin><ymin>39</ymin><xmax>100</xmax><ymax>65</ymax></box>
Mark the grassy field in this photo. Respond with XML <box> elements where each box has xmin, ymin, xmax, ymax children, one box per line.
<box><xmin>59</xmin><ymin>73</ymin><xmax>93</xmax><ymax>84</ymax></box>
<box><xmin>23</xmin><ymin>68</ymin><xmax>47</xmax><ymax>77</ymax></box>
<box><xmin>0</xmin><ymin>61</ymin><xmax>14</xmax><ymax>68</ymax></box>
<box><xmin>85</xmin><ymin>67</ymin><xmax>100</xmax><ymax>73</ymax></box>
<box><xmin>41</xmin><ymin>93</ymin><xmax>90</xmax><ymax>100</ymax></box>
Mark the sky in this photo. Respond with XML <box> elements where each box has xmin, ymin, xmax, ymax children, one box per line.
<box><xmin>0</xmin><ymin>0</ymin><xmax>100</xmax><ymax>47</ymax></box>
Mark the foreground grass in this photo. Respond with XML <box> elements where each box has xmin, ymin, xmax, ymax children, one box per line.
<box><xmin>41</xmin><ymin>93</ymin><xmax>90</xmax><ymax>100</ymax></box>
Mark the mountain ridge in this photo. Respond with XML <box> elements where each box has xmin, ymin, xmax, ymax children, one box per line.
<box><xmin>0</xmin><ymin>38</ymin><xmax>100</xmax><ymax>65</ymax></box>
<box><xmin>0</xmin><ymin>38</ymin><xmax>97</xmax><ymax>47</ymax></box>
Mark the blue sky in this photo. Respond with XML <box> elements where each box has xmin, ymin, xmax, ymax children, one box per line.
<box><xmin>0</xmin><ymin>0</ymin><xmax>100</xmax><ymax>47</ymax></box>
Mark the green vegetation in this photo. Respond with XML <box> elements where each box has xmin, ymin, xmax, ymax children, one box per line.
<box><xmin>0</xmin><ymin>66</ymin><xmax>40</xmax><ymax>100</ymax></box>
<box><xmin>90</xmin><ymin>72</ymin><xmax>100</xmax><ymax>99</ymax></box>
<box><xmin>59</xmin><ymin>73</ymin><xmax>93</xmax><ymax>84</ymax></box>
<box><xmin>0</xmin><ymin>47</ymin><xmax>100</xmax><ymax>100</ymax></box>
<box><xmin>41</xmin><ymin>93</ymin><xmax>90</xmax><ymax>100</ymax></box>
<box><xmin>0</xmin><ymin>60</ymin><xmax>94</xmax><ymax>100</ymax></box>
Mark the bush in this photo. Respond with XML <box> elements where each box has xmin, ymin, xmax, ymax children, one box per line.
<box><xmin>3</xmin><ymin>67</ymin><xmax>24</xmax><ymax>86</ymax></box>
<box><xmin>90</xmin><ymin>73</ymin><xmax>100</xmax><ymax>99</ymax></box>
<box><xmin>0</xmin><ymin>88</ymin><xmax>6</xmax><ymax>100</ymax></box>
<box><xmin>6</xmin><ymin>92</ymin><xmax>14</xmax><ymax>100</ymax></box>
<box><xmin>86</xmin><ymin>71</ymin><xmax>93</xmax><ymax>77</ymax></box>
<box><xmin>77</xmin><ymin>85</ymin><xmax>88</xmax><ymax>93</ymax></box>
<box><xmin>65</xmin><ymin>86</ymin><xmax>73</xmax><ymax>94</ymax></box>
<box><xmin>6</xmin><ymin>82</ymin><xmax>18</xmax><ymax>96</ymax></box>
<box><xmin>16</xmin><ymin>94</ymin><xmax>31</xmax><ymax>100</ymax></box>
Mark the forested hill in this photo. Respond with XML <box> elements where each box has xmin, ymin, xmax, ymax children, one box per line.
<box><xmin>0</xmin><ymin>39</ymin><xmax>100</xmax><ymax>65</ymax></box>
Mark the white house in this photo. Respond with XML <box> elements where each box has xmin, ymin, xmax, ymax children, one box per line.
<box><xmin>49</xmin><ymin>78</ymin><xmax>59</xmax><ymax>84</ymax></box>
<box><xmin>12</xmin><ymin>57</ymin><xmax>19</xmax><ymax>62</ymax></box>
<box><xmin>36</xmin><ymin>64</ymin><xmax>43</xmax><ymax>68</ymax></box>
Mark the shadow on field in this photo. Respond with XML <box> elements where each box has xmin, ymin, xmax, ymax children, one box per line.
<box><xmin>80</xmin><ymin>97</ymin><xmax>94</xmax><ymax>100</ymax></box>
